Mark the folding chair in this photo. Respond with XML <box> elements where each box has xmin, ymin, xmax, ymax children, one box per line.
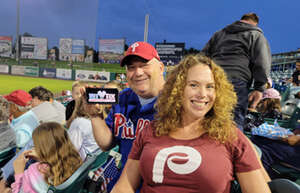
<box><xmin>46</xmin><ymin>154</ymin><xmax>97</xmax><ymax>193</ymax></box>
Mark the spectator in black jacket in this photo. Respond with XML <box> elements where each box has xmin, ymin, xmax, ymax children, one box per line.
<box><xmin>202</xmin><ymin>12</ymin><xmax>271</xmax><ymax>130</ymax></box>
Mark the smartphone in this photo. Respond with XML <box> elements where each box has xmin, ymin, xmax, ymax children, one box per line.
<box><xmin>86</xmin><ymin>87</ymin><xmax>119</xmax><ymax>104</ymax></box>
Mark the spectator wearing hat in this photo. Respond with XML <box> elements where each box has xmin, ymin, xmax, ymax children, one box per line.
<box><xmin>251</xmin><ymin>81</ymin><xmax>300</xmax><ymax>178</ymax></box>
<box><xmin>83</xmin><ymin>41</ymin><xmax>165</xmax><ymax>191</ymax></box>
<box><xmin>1</xmin><ymin>86</ymin><xmax>66</xmax><ymax>183</ymax></box>
<box><xmin>4</xmin><ymin>90</ymin><xmax>32</xmax><ymax>121</ymax></box>
<box><xmin>256</xmin><ymin>87</ymin><xmax>282</xmax><ymax>120</ymax></box>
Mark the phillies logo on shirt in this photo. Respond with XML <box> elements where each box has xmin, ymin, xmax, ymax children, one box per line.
<box><xmin>152</xmin><ymin>146</ymin><xmax>202</xmax><ymax>183</ymax></box>
<box><xmin>114</xmin><ymin>113</ymin><xmax>150</xmax><ymax>139</ymax></box>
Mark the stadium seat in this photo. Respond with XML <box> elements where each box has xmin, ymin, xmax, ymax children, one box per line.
<box><xmin>46</xmin><ymin>154</ymin><xmax>97</xmax><ymax>193</ymax></box>
<box><xmin>271</xmin><ymin>163</ymin><xmax>300</xmax><ymax>185</ymax></box>
<box><xmin>280</xmin><ymin>86</ymin><xmax>290</xmax><ymax>106</ymax></box>
<box><xmin>90</xmin><ymin>145</ymin><xmax>120</xmax><ymax>171</ymax></box>
<box><xmin>268</xmin><ymin>178</ymin><xmax>300</xmax><ymax>193</ymax></box>
<box><xmin>0</xmin><ymin>146</ymin><xmax>16</xmax><ymax>168</ymax></box>
<box><xmin>46</xmin><ymin>146</ymin><xmax>120</xmax><ymax>193</ymax></box>
<box><xmin>264</xmin><ymin>106</ymin><xmax>300</xmax><ymax>130</ymax></box>
<box><xmin>231</xmin><ymin>178</ymin><xmax>300</xmax><ymax>193</ymax></box>
<box><xmin>253</xmin><ymin>144</ymin><xmax>262</xmax><ymax>159</ymax></box>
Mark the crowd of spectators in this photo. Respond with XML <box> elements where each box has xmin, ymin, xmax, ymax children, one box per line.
<box><xmin>0</xmin><ymin>12</ymin><xmax>300</xmax><ymax>193</ymax></box>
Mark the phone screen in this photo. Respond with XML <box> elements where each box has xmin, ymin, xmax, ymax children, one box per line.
<box><xmin>86</xmin><ymin>88</ymin><xmax>119</xmax><ymax>104</ymax></box>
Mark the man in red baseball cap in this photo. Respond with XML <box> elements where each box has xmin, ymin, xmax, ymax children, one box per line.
<box><xmin>4</xmin><ymin>90</ymin><xmax>32</xmax><ymax>120</ymax></box>
<box><xmin>85</xmin><ymin>41</ymin><xmax>165</xmax><ymax>191</ymax></box>
<box><xmin>120</xmin><ymin>41</ymin><xmax>160</xmax><ymax>67</ymax></box>
<box><xmin>120</xmin><ymin>41</ymin><xmax>164</xmax><ymax>98</ymax></box>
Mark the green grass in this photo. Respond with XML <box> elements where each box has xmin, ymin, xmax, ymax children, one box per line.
<box><xmin>0</xmin><ymin>74</ymin><xmax>74</xmax><ymax>95</ymax></box>
<box><xmin>0</xmin><ymin>58</ymin><xmax>126</xmax><ymax>73</ymax></box>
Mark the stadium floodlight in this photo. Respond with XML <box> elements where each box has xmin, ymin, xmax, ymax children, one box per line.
<box><xmin>144</xmin><ymin>14</ymin><xmax>149</xmax><ymax>42</ymax></box>
<box><xmin>16</xmin><ymin>0</ymin><xmax>20</xmax><ymax>64</ymax></box>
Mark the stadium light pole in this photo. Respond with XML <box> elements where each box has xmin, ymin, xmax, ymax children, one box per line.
<box><xmin>144</xmin><ymin>14</ymin><xmax>149</xmax><ymax>42</ymax></box>
<box><xmin>16</xmin><ymin>0</ymin><xmax>20</xmax><ymax>64</ymax></box>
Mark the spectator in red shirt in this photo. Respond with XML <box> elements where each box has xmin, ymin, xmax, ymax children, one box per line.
<box><xmin>111</xmin><ymin>54</ymin><xmax>271</xmax><ymax>193</ymax></box>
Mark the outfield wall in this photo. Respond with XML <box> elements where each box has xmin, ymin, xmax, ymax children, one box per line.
<box><xmin>0</xmin><ymin>64</ymin><xmax>119</xmax><ymax>83</ymax></box>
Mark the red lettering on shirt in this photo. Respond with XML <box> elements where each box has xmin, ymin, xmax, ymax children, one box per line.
<box><xmin>114</xmin><ymin>113</ymin><xmax>126</xmax><ymax>136</ymax></box>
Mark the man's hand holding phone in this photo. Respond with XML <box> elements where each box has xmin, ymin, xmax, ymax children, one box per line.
<box><xmin>80</xmin><ymin>85</ymin><xmax>119</xmax><ymax>119</ymax></box>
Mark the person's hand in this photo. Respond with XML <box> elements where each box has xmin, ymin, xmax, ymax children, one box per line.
<box><xmin>248</xmin><ymin>90</ymin><xmax>263</xmax><ymax>110</ymax></box>
<box><xmin>0</xmin><ymin>180</ymin><xmax>11</xmax><ymax>193</ymax></box>
<box><xmin>293</xmin><ymin>129</ymin><xmax>300</xmax><ymax>135</ymax></box>
<box><xmin>282</xmin><ymin>135</ymin><xmax>300</xmax><ymax>146</ymax></box>
<box><xmin>248</xmin><ymin>108</ymin><xmax>257</xmax><ymax>112</ymax></box>
<box><xmin>24</xmin><ymin>149</ymin><xmax>39</xmax><ymax>161</ymax></box>
<box><xmin>13</xmin><ymin>151</ymin><xmax>29</xmax><ymax>175</ymax></box>
<box><xmin>80</xmin><ymin>85</ymin><xmax>104</xmax><ymax>119</ymax></box>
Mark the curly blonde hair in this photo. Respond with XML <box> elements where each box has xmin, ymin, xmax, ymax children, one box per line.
<box><xmin>155</xmin><ymin>54</ymin><xmax>237</xmax><ymax>143</ymax></box>
<box><xmin>32</xmin><ymin>122</ymin><xmax>82</xmax><ymax>186</ymax></box>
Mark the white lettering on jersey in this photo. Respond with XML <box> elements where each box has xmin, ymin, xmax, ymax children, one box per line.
<box><xmin>152</xmin><ymin>146</ymin><xmax>202</xmax><ymax>183</ymax></box>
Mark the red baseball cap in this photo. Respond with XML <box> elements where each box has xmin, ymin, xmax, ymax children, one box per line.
<box><xmin>4</xmin><ymin>90</ymin><xmax>32</xmax><ymax>107</ymax></box>
<box><xmin>120</xmin><ymin>42</ymin><xmax>160</xmax><ymax>67</ymax></box>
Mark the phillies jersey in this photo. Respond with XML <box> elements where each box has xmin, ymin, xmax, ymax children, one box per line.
<box><xmin>129</xmin><ymin>124</ymin><xmax>261</xmax><ymax>193</ymax></box>
<box><xmin>105</xmin><ymin>88</ymin><xmax>157</xmax><ymax>191</ymax></box>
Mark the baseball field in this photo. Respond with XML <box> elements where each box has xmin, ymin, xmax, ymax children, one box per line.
<box><xmin>0</xmin><ymin>74</ymin><xmax>74</xmax><ymax>95</ymax></box>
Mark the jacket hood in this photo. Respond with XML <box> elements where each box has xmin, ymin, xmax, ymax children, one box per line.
<box><xmin>224</xmin><ymin>21</ymin><xmax>263</xmax><ymax>33</ymax></box>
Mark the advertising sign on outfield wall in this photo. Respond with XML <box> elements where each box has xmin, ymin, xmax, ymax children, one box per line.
<box><xmin>0</xmin><ymin>36</ymin><xmax>12</xmax><ymax>57</ymax></box>
<box><xmin>0</xmin><ymin>64</ymin><xmax>9</xmax><ymax>73</ymax></box>
<box><xmin>75</xmin><ymin>70</ymin><xmax>110</xmax><ymax>83</ymax></box>
<box><xmin>11</xmin><ymin>65</ymin><xmax>38</xmax><ymax>76</ymax></box>
<box><xmin>56</xmin><ymin>68</ymin><xmax>72</xmax><ymax>80</ymax></box>
<box><xmin>40</xmin><ymin>68</ymin><xmax>56</xmax><ymax>78</ymax></box>
<box><xmin>25</xmin><ymin>66</ymin><xmax>39</xmax><ymax>77</ymax></box>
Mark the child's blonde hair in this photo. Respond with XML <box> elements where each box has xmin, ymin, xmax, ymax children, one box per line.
<box><xmin>32</xmin><ymin>122</ymin><xmax>82</xmax><ymax>186</ymax></box>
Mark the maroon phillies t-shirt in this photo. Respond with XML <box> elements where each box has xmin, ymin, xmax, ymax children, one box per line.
<box><xmin>129</xmin><ymin>124</ymin><xmax>260</xmax><ymax>193</ymax></box>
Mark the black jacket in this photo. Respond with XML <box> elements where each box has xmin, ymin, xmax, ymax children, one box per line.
<box><xmin>202</xmin><ymin>21</ymin><xmax>271</xmax><ymax>92</ymax></box>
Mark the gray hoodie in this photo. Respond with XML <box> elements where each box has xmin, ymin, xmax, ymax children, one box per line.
<box><xmin>202</xmin><ymin>21</ymin><xmax>271</xmax><ymax>92</ymax></box>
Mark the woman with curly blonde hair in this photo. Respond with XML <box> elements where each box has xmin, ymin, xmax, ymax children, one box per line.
<box><xmin>11</xmin><ymin>122</ymin><xmax>82</xmax><ymax>192</ymax></box>
<box><xmin>111</xmin><ymin>54</ymin><xmax>271</xmax><ymax>193</ymax></box>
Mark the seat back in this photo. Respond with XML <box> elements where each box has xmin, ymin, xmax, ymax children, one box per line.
<box><xmin>231</xmin><ymin>178</ymin><xmax>300</xmax><ymax>193</ymax></box>
<box><xmin>47</xmin><ymin>154</ymin><xmax>97</xmax><ymax>193</ymax></box>
<box><xmin>263</xmin><ymin>106</ymin><xmax>300</xmax><ymax>130</ymax></box>
<box><xmin>0</xmin><ymin>146</ymin><xmax>16</xmax><ymax>168</ymax></box>
<box><xmin>268</xmin><ymin>178</ymin><xmax>300</xmax><ymax>193</ymax></box>
<box><xmin>253</xmin><ymin>144</ymin><xmax>262</xmax><ymax>159</ymax></box>
<box><xmin>281</xmin><ymin>99</ymin><xmax>298</xmax><ymax>117</ymax></box>
<box><xmin>91</xmin><ymin>145</ymin><xmax>120</xmax><ymax>171</ymax></box>
<box><xmin>287</xmin><ymin>106</ymin><xmax>300</xmax><ymax>129</ymax></box>
<box><xmin>280</xmin><ymin>86</ymin><xmax>290</xmax><ymax>106</ymax></box>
